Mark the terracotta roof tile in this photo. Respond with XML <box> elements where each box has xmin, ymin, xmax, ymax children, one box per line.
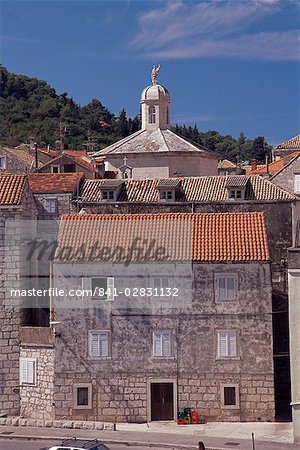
<box><xmin>275</xmin><ymin>134</ymin><xmax>300</xmax><ymax>150</ymax></box>
<box><xmin>29</xmin><ymin>173</ymin><xmax>83</xmax><ymax>193</ymax></box>
<box><xmin>79</xmin><ymin>175</ymin><xmax>294</xmax><ymax>203</ymax></box>
<box><xmin>0</xmin><ymin>174</ymin><xmax>27</xmax><ymax>205</ymax></box>
<box><xmin>56</xmin><ymin>212</ymin><xmax>269</xmax><ymax>263</ymax></box>
<box><xmin>249</xmin><ymin>152</ymin><xmax>300</xmax><ymax>176</ymax></box>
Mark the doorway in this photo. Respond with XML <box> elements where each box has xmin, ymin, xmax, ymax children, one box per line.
<box><xmin>150</xmin><ymin>382</ymin><xmax>174</xmax><ymax>421</ymax></box>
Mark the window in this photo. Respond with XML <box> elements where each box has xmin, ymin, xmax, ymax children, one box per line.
<box><xmin>102</xmin><ymin>190</ymin><xmax>114</xmax><ymax>201</ymax></box>
<box><xmin>73</xmin><ymin>383</ymin><xmax>92</xmax><ymax>409</ymax></box>
<box><xmin>153</xmin><ymin>332</ymin><xmax>171</xmax><ymax>357</ymax></box>
<box><xmin>215</xmin><ymin>274</ymin><xmax>237</xmax><ymax>301</ymax></box>
<box><xmin>44</xmin><ymin>198</ymin><xmax>57</xmax><ymax>214</ymax></box>
<box><xmin>20</xmin><ymin>357</ymin><xmax>37</xmax><ymax>385</ymax></box>
<box><xmin>160</xmin><ymin>190</ymin><xmax>174</xmax><ymax>201</ymax></box>
<box><xmin>51</xmin><ymin>165</ymin><xmax>60</xmax><ymax>173</ymax></box>
<box><xmin>217</xmin><ymin>331</ymin><xmax>237</xmax><ymax>358</ymax></box>
<box><xmin>149</xmin><ymin>106</ymin><xmax>156</xmax><ymax>124</ymax></box>
<box><xmin>89</xmin><ymin>331</ymin><xmax>109</xmax><ymax>357</ymax></box>
<box><xmin>229</xmin><ymin>189</ymin><xmax>242</xmax><ymax>199</ymax></box>
<box><xmin>221</xmin><ymin>384</ymin><xmax>240</xmax><ymax>409</ymax></box>
<box><xmin>0</xmin><ymin>156</ymin><xmax>6</xmax><ymax>169</ymax></box>
<box><xmin>294</xmin><ymin>174</ymin><xmax>300</xmax><ymax>193</ymax></box>
<box><xmin>90</xmin><ymin>277</ymin><xmax>114</xmax><ymax>301</ymax></box>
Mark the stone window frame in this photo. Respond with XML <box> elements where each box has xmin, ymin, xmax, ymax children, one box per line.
<box><xmin>149</xmin><ymin>105</ymin><xmax>156</xmax><ymax>124</ymax></box>
<box><xmin>44</xmin><ymin>197</ymin><xmax>58</xmax><ymax>214</ymax></box>
<box><xmin>88</xmin><ymin>329</ymin><xmax>111</xmax><ymax>359</ymax></box>
<box><xmin>0</xmin><ymin>155</ymin><xmax>7</xmax><ymax>169</ymax></box>
<box><xmin>227</xmin><ymin>188</ymin><xmax>245</xmax><ymax>201</ymax></box>
<box><xmin>294</xmin><ymin>173</ymin><xmax>300</xmax><ymax>194</ymax></box>
<box><xmin>152</xmin><ymin>330</ymin><xmax>173</xmax><ymax>358</ymax></box>
<box><xmin>73</xmin><ymin>383</ymin><xmax>92</xmax><ymax>410</ymax></box>
<box><xmin>220</xmin><ymin>383</ymin><xmax>240</xmax><ymax>410</ymax></box>
<box><xmin>51</xmin><ymin>164</ymin><xmax>60</xmax><ymax>173</ymax></box>
<box><xmin>215</xmin><ymin>329</ymin><xmax>240</xmax><ymax>360</ymax></box>
<box><xmin>214</xmin><ymin>273</ymin><xmax>238</xmax><ymax>302</ymax></box>
<box><xmin>102</xmin><ymin>190</ymin><xmax>115</xmax><ymax>201</ymax></box>
<box><xmin>19</xmin><ymin>357</ymin><xmax>37</xmax><ymax>386</ymax></box>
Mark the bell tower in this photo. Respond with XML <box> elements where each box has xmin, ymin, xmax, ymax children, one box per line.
<box><xmin>140</xmin><ymin>65</ymin><xmax>170</xmax><ymax>131</ymax></box>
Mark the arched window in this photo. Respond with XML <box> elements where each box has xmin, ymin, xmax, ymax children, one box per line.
<box><xmin>149</xmin><ymin>106</ymin><xmax>156</xmax><ymax>124</ymax></box>
<box><xmin>166</xmin><ymin>106</ymin><xmax>169</xmax><ymax>124</ymax></box>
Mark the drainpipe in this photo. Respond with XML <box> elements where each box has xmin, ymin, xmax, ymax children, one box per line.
<box><xmin>34</xmin><ymin>143</ymin><xmax>38</xmax><ymax>169</ymax></box>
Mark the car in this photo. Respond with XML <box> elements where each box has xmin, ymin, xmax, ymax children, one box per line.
<box><xmin>41</xmin><ymin>438</ymin><xmax>111</xmax><ymax>450</ymax></box>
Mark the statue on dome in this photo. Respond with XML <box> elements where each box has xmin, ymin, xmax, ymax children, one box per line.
<box><xmin>151</xmin><ymin>64</ymin><xmax>160</xmax><ymax>85</ymax></box>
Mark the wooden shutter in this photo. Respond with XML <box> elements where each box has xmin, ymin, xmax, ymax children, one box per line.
<box><xmin>82</xmin><ymin>277</ymin><xmax>92</xmax><ymax>301</ymax></box>
<box><xmin>106</xmin><ymin>277</ymin><xmax>114</xmax><ymax>301</ymax></box>
<box><xmin>20</xmin><ymin>358</ymin><xmax>35</xmax><ymax>384</ymax></box>
<box><xmin>153</xmin><ymin>332</ymin><xmax>162</xmax><ymax>356</ymax></box>
<box><xmin>218</xmin><ymin>332</ymin><xmax>227</xmax><ymax>357</ymax></box>
<box><xmin>90</xmin><ymin>333</ymin><xmax>100</xmax><ymax>357</ymax></box>
<box><xmin>99</xmin><ymin>332</ymin><xmax>109</xmax><ymax>356</ymax></box>
<box><xmin>228</xmin><ymin>332</ymin><xmax>237</xmax><ymax>357</ymax></box>
<box><xmin>162</xmin><ymin>333</ymin><xmax>171</xmax><ymax>356</ymax></box>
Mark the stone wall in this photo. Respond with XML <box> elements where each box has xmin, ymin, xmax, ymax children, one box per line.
<box><xmin>0</xmin><ymin>185</ymin><xmax>37</xmax><ymax>416</ymax></box>
<box><xmin>271</xmin><ymin>157</ymin><xmax>300</xmax><ymax>195</ymax></box>
<box><xmin>52</xmin><ymin>261</ymin><xmax>275</xmax><ymax>422</ymax></box>
<box><xmin>34</xmin><ymin>192</ymin><xmax>77</xmax><ymax>220</ymax></box>
<box><xmin>19</xmin><ymin>346</ymin><xmax>54</xmax><ymax>420</ymax></box>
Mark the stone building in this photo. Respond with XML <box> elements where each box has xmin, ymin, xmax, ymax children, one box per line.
<box><xmin>0</xmin><ymin>144</ymin><xmax>54</xmax><ymax>173</ymax></box>
<box><xmin>76</xmin><ymin>173</ymin><xmax>296</xmax><ymax>420</ymax></box>
<box><xmin>29</xmin><ymin>172</ymin><xmax>84</xmax><ymax>219</ymax></box>
<box><xmin>37</xmin><ymin>150</ymin><xmax>104</xmax><ymax>179</ymax></box>
<box><xmin>44</xmin><ymin>211</ymin><xmax>274</xmax><ymax>423</ymax></box>
<box><xmin>0</xmin><ymin>174</ymin><xmax>37</xmax><ymax>417</ymax></box>
<box><xmin>269</xmin><ymin>153</ymin><xmax>300</xmax><ymax>197</ymax></box>
<box><xmin>92</xmin><ymin>76</ymin><xmax>218</xmax><ymax>179</ymax></box>
<box><xmin>287</xmin><ymin>239</ymin><xmax>300</xmax><ymax>443</ymax></box>
<box><xmin>217</xmin><ymin>159</ymin><xmax>243</xmax><ymax>176</ymax></box>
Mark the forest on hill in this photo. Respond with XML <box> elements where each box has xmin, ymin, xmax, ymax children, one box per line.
<box><xmin>0</xmin><ymin>65</ymin><xmax>271</xmax><ymax>162</ymax></box>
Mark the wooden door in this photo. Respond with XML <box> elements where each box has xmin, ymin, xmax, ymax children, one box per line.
<box><xmin>151</xmin><ymin>382</ymin><xmax>174</xmax><ymax>421</ymax></box>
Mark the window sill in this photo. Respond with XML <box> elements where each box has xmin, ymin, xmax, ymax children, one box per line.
<box><xmin>216</xmin><ymin>356</ymin><xmax>240</xmax><ymax>361</ymax></box>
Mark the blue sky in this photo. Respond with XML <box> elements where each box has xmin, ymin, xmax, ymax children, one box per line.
<box><xmin>1</xmin><ymin>0</ymin><xmax>299</xmax><ymax>145</ymax></box>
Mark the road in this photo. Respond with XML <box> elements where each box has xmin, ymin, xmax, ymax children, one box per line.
<box><xmin>0</xmin><ymin>439</ymin><xmax>182</xmax><ymax>450</ymax></box>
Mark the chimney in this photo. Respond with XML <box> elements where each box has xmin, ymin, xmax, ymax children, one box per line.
<box><xmin>55</xmin><ymin>139</ymin><xmax>63</xmax><ymax>154</ymax></box>
<box><xmin>251</xmin><ymin>158</ymin><xmax>257</xmax><ymax>172</ymax></box>
<box><xmin>34</xmin><ymin>143</ymin><xmax>38</xmax><ymax>169</ymax></box>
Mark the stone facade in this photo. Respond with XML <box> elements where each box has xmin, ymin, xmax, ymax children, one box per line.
<box><xmin>0</xmin><ymin>184</ymin><xmax>38</xmax><ymax>416</ymax></box>
<box><xmin>271</xmin><ymin>156</ymin><xmax>300</xmax><ymax>196</ymax></box>
<box><xmin>49</xmin><ymin>261</ymin><xmax>274</xmax><ymax>423</ymax></box>
<box><xmin>19</xmin><ymin>346</ymin><xmax>54</xmax><ymax>420</ymax></box>
<box><xmin>34</xmin><ymin>192</ymin><xmax>78</xmax><ymax>220</ymax></box>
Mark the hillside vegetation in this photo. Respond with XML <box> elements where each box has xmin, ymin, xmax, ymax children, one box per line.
<box><xmin>0</xmin><ymin>65</ymin><xmax>271</xmax><ymax>161</ymax></box>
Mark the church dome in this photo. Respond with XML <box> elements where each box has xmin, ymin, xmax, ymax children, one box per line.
<box><xmin>141</xmin><ymin>84</ymin><xmax>170</xmax><ymax>101</ymax></box>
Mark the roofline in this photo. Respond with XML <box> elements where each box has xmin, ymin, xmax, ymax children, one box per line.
<box><xmin>76</xmin><ymin>199</ymin><xmax>295</xmax><ymax>206</ymax></box>
<box><xmin>270</xmin><ymin>152</ymin><xmax>300</xmax><ymax>180</ymax></box>
<box><xmin>38</xmin><ymin>154</ymin><xmax>96</xmax><ymax>173</ymax></box>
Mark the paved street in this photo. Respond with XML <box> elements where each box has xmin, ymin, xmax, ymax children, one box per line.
<box><xmin>0</xmin><ymin>440</ymin><xmax>159</xmax><ymax>450</ymax></box>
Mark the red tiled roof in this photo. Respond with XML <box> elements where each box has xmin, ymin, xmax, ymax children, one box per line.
<box><xmin>29</xmin><ymin>173</ymin><xmax>83</xmax><ymax>193</ymax></box>
<box><xmin>56</xmin><ymin>212</ymin><xmax>269</xmax><ymax>263</ymax></box>
<box><xmin>249</xmin><ymin>151</ymin><xmax>300</xmax><ymax>176</ymax></box>
<box><xmin>0</xmin><ymin>174</ymin><xmax>27</xmax><ymax>205</ymax></box>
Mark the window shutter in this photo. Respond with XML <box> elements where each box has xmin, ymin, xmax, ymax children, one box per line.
<box><xmin>226</xmin><ymin>277</ymin><xmax>235</xmax><ymax>299</ymax></box>
<box><xmin>229</xmin><ymin>332</ymin><xmax>237</xmax><ymax>357</ymax></box>
<box><xmin>106</xmin><ymin>277</ymin><xmax>114</xmax><ymax>301</ymax></box>
<box><xmin>20</xmin><ymin>359</ymin><xmax>28</xmax><ymax>384</ymax></box>
<box><xmin>218</xmin><ymin>332</ymin><xmax>227</xmax><ymax>357</ymax></box>
<box><xmin>100</xmin><ymin>332</ymin><xmax>109</xmax><ymax>356</ymax></box>
<box><xmin>82</xmin><ymin>277</ymin><xmax>92</xmax><ymax>301</ymax></box>
<box><xmin>218</xmin><ymin>278</ymin><xmax>226</xmax><ymax>300</ymax></box>
<box><xmin>295</xmin><ymin>175</ymin><xmax>300</xmax><ymax>193</ymax></box>
<box><xmin>162</xmin><ymin>333</ymin><xmax>171</xmax><ymax>356</ymax></box>
<box><xmin>153</xmin><ymin>332</ymin><xmax>162</xmax><ymax>356</ymax></box>
<box><xmin>27</xmin><ymin>361</ymin><xmax>35</xmax><ymax>384</ymax></box>
<box><xmin>90</xmin><ymin>333</ymin><xmax>100</xmax><ymax>357</ymax></box>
